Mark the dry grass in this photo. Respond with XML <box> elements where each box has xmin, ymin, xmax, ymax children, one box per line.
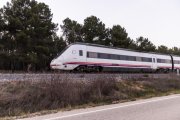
<box><xmin>0</xmin><ymin>75</ymin><xmax>180</xmax><ymax>118</ymax></box>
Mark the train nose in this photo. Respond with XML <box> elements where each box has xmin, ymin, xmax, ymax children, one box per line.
<box><xmin>50</xmin><ymin>61</ymin><xmax>62</xmax><ymax>69</ymax></box>
<box><xmin>50</xmin><ymin>56</ymin><xmax>64</xmax><ymax>69</ymax></box>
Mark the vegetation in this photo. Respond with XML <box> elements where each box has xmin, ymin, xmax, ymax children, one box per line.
<box><xmin>0</xmin><ymin>76</ymin><xmax>180</xmax><ymax>118</ymax></box>
<box><xmin>0</xmin><ymin>0</ymin><xmax>66</xmax><ymax>72</ymax></box>
<box><xmin>1</xmin><ymin>0</ymin><xmax>180</xmax><ymax>72</ymax></box>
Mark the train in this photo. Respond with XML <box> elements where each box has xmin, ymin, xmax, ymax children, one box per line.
<box><xmin>50</xmin><ymin>43</ymin><xmax>180</xmax><ymax>73</ymax></box>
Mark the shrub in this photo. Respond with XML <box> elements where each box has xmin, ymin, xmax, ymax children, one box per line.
<box><xmin>0</xmin><ymin>75</ymin><xmax>180</xmax><ymax>117</ymax></box>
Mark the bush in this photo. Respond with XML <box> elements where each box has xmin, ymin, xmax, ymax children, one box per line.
<box><xmin>0</xmin><ymin>76</ymin><xmax>180</xmax><ymax>117</ymax></box>
<box><xmin>0</xmin><ymin>76</ymin><xmax>118</xmax><ymax>117</ymax></box>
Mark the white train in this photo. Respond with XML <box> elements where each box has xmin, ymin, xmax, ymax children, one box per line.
<box><xmin>50</xmin><ymin>43</ymin><xmax>180</xmax><ymax>72</ymax></box>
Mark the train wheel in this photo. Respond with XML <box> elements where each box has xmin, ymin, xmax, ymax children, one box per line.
<box><xmin>93</xmin><ymin>66</ymin><xmax>99</xmax><ymax>72</ymax></box>
<box><xmin>164</xmin><ymin>69</ymin><xmax>170</xmax><ymax>73</ymax></box>
<box><xmin>75</xmin><ymin>66</ymin><xmax>87</xmax><ymax>72</ymax></box>
<box><xmin>156</xmin><ymin>68</ymin><xmax>164</xmax><ymax>73</ymax></box>
<box><xmin>96</xmin><ymin>66</ymin><xmax>103</xmax><ymax>72</ymax></box>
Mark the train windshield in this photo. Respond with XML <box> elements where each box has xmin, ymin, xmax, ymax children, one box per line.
<box><xmin>54</xmin><ymin>45</ymin><xmax>70</xmax><ymax>59</ymax></box>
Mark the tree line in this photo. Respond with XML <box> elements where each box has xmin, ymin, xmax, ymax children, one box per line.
<box><xmin>0</xmin><ymin>0</ymin><xmax>179</xmax><ymax>72</ymax></box>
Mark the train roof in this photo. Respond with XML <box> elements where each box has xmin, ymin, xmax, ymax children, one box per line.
<box><xmin>69</xmin><ymin>42</ymin><xmax>180</xmax><ymax>57</ymax></box>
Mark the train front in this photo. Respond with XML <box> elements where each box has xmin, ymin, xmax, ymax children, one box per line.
<box><xmin>50</xmin><ymin>55</ymin><xmax>64</xmax><ymax>70</ymax></box>
<box><xmin>50</xmin><ymin>44</ymin><xmax>79</xmax><ymax>71</ymax></box>
<box><xmin>50</xmin><ymin>46</ymin><xmax>69</xmax><ymax>70</ymax></box>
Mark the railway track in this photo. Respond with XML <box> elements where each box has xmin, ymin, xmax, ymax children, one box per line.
<box><xmin>0</xmin><ymin>73</ymin><xmax>178</xmax><ymax>82</ymax></box>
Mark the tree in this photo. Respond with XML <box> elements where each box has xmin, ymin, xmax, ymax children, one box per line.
<box><xmin>136</xmin><ymin>37</ymin><xmax>156</xmax><ymax>52</ymax></box>
<box><xmin>0</xmin><ymin>9</ymin><xmax>8</xmax><ymax>70</ymax></box>
<box><xmin>61</xmin><ymin>16</ymin><xmax>111</xmax><ymax>46</ymax></box>
<box><xmin>52</xmin><ymin>36</ymin><xmax>67</xmax><ymax>56</ymax></box>
<box><xmin>61</xmin><ymin>18</ymin><xmax>83</xmax><ymax>44</ymax></box>
<box><xmin>110</xmin><ymin>25</ymin><xmax>130</xmax><ymax>48</ymax></box>
<box><xmin>0</xmin><ymin>8</ymin><xmax>5</xmax><ymax>50</ymax></box>
<box><xmin>0</xmin><ymin>9</ymin><xmax>4</xmax><ymax>36</ymax></box>
<box><xmin>83</xmin><ymin>16</ymin><xmax>109</xmax><ymax>45</ymax></box>
<box><xmin>126</xmin><ymin>37</ymin><xmax>137</xmax><ymax>50</ymax></box>
<box><xmin>1</xmin><ymin>0</ymin><xmax>59</xmax><ymax>71</ymax></box>
<box><xmin>169</xmin><ymin>47</ymin><xmax>180</xmax><ymax>55</ymax></box>
<box><xmin>157</xmin><ymin>45</ymin><xmax>169</xmax><ymax>54</ymax></box>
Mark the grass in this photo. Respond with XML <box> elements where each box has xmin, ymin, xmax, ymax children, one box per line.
<box><xmin>0</xmin><ymin>75</ymin><xmax>180</xmax><ymax>119</ymax></box>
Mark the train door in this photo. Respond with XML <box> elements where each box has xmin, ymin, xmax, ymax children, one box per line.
<box><xmin>77</xmin><ymin>45</ymin><xmax>87</xmax><ymax>63</ymax></box>
<box><xmin>152</xmin><ymin>56</ymin><xmax>157</xmax><ymax>69</ymax></box>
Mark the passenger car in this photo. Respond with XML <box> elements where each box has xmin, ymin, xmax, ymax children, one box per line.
<box><xmin>50</xmin><ymin>43</ymin><xmax>179</xmax><ymax>72</ymax></box>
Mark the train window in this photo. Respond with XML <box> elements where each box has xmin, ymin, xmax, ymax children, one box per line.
<box><xmin>119</xmin><ymin>55</ymin><xmax>136</xmax><ymax>61</ymax></box>
<box><xmin>165</xmin><ymin>59</ymin><xmax>171</xmax><ymax>63</ymax></box>
<box><xmin>87</xmin><ymin>52</ymin><xmax>98</xmax><ymax>58</ymax></box>
<box><xmin>87</xmin><ymin>51</ymin><xmax>152</xmax><ymax>63</ymax></box>
<box><xmin>136</xmin><ymin>57</ymin><xmax>142</xmax><ymax>61</ymax></box>
<box><xmin>126</xmin><ymin>56</ymin><xmax>130</xmax><ymax>60</ymax></box>
<box><xmin>110</xmin><ymin>54</ymin><xmax>119</xmax><ymax>60</ymax></box>
<box><xmin>142</xmin><ymin>57</ymin><xmax>146</xmax><ymax>62</ymax></box>
<box><xmin>157</xmin><ymin>59</ymin><xmax>161</xmax><ymax>63</ymax></box>
<box><xmin>142</xmin><ymin>57</ymin><xmax>152</xmax><ymax>62</ymax></box>
<box><xmin>174</xmin><ymin>60</ymin><xmax>180</xmax><ymax>64</ymax></box>
<box><xmin>157</xmin><ymin>58</ymin><xmax>171</xmax><ymax>63</ymax></box>
<box><xmin>98</xmin><ymin>53</ymin><xmax>110</xmax><ymax>59</ymax></box>
<box><xmin>128</xmin><ymin>56</ymin><xmax>136</xmax><ymax>61</ymax></box>
<box><xmin>119</xmin><ymin>55</ymin><xmax>126</xmax><ymax>60</ymax></box>
<box><xmin>174</xmin><ymin>60</ymin><xmax>178</xmax><ymax>64</ymax></box>
<box><xmin>153</xmin><ymin>58</ymin><xmax>155</xmax><ymax>63</ymax></box>
<box><xmin>72</xmin><ymin>50</ymin><xmax>76</xmax><ymax>54</ymax></box>
<box><xmin>149</xmin><ymin>58</ymin><xmax>153</xmax><ymax>62</ymax></box>
<box><xmin>79</xmin><ymin>50</ymin><xmax>83</xmax><ymax>56</ymax></box>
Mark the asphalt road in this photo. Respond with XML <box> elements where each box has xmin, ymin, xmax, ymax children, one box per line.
<box><xmin>20</xmin><ymin>94</ymin><xmax>180</xmax><ymax>120</ymax></box>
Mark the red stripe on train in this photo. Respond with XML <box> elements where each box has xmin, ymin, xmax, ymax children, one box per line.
<box><xmin>50</xmin><ymin>64</ymin><xmax>61</xmax><ymax>66</ymax></box>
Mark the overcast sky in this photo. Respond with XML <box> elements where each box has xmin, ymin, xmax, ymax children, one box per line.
<box><xmin>1</xmin><ymin>0</ymin><xmax>180</xmax><ymax>48</ymax></box>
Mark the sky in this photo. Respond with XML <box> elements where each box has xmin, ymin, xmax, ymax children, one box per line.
<box><xmin>0</xmin><ymin>0</ymin><xmax>180</xmax><ymax>48</ymax></box>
